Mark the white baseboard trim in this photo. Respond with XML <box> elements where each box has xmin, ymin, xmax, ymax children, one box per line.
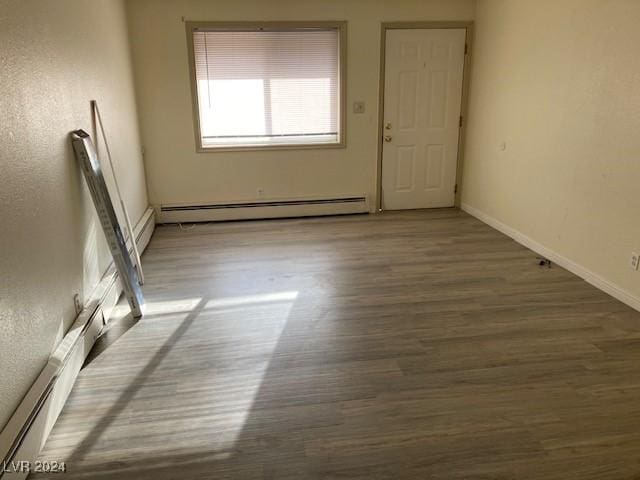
<box><xmin>0</xmin><ymin>207</ymin><xmax>155</xmax><ymax>479</ymax></box>
<box><xmin>156</xmin><ymin>195</ymin><xmax>369</xmax><ymax>223</ymax></box>
<box><xmin>461</xmin><ymin>203</ymin><xmax>640</xmax><ymax>313</ymax></box>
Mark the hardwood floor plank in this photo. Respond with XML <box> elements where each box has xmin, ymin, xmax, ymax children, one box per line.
<box><xmin>32</xmin><ymin>209</ymin><xmax>640</xmax><ymax>479</ymax></box>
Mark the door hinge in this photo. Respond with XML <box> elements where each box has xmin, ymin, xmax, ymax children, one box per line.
<box><xmin>464</xmin><ymin>43</ymin><xmax>468</xmax><ymax>55</ymax></box>
<box><xmin>454</xmin><ymin>184</ymin><xmax>458</xmax><ymax>194</ymax></box>
<box><xmin>459</xmin><ymin>116</ymin><xmax>463</xmax><ymax>128</ymax></box>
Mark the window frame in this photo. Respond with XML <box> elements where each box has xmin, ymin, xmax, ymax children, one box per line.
<box><xmin>185</xmin><ymin>21</ymin><xmax>348</xmax><ymax>152</ymax></box>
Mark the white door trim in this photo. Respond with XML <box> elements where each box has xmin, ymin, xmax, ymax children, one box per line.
<box><xmin>375</xmin><ymin>21</ymin><xmax>474</xmax><ymax>212</ymax></box>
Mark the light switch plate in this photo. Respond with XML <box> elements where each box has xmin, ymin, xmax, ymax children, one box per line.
<box><xmin>353</xmin><ymin>101</ymin><xmax>365</xmax><ymax>114</ymax></box>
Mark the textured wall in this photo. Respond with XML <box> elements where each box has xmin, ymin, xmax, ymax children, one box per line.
<box><xmin>462</xmin><ymin>0</ymin><xmax>640</xmax><ymax>300</ymax></box>
<box><xmin>0</xmin><ymin>0</ymin><xmax>148</xmax><ymax>430</ymax></box>
<box><xmin>126</xmin><ymin>0</ymin><xmax>476</xmax><ymax>208</ymax></box>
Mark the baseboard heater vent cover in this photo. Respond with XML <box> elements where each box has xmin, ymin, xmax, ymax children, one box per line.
<box><xmin>157</xmin><ymin>196</ymin><xmax>369</xmax><ymax>223</ymax></box>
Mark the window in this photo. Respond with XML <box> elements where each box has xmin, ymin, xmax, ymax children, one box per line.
<box><xmin>187</xmin><ymin>22</ymin><xmax>346</xmax><ymax>151</ymax></box>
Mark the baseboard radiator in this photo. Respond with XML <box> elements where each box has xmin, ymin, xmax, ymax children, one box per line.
<box><xmin>0</xmin><ymin>207</ymin><xmax>155</xmax><ymax>479</ymax></box>
<box><xmin>157</xmin><ymin>195</ymin><xmax>370</xmax><ymax>223</ymax></box>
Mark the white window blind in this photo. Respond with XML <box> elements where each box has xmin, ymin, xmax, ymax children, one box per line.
<box><xmin>192</xmin><ymin>27</ymin><xmax>341</xmax><ymax>148</ymax></box>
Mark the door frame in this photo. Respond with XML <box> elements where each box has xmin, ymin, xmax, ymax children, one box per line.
<box><xmin>376</xmin><ymin>21</ymin><xmax>474</xmax><ymax>211</ymax></box>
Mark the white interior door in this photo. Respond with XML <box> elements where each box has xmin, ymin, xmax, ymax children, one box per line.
<box><xmin>381</xmin><ymin>28</ymin><xmax>466</xmax><ymax>210</ymax></box>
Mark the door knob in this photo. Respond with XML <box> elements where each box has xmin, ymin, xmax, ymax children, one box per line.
<box><xmin>384</xmin><ymin>135</ymin><xmax>393</xmax><ymax>143</ymax></box>
<box><xmin>385</xmin><ymin>122</ymin><xmax>392</xmax><ymax>130</ymax></box>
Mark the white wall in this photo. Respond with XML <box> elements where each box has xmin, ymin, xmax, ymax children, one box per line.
<box><xmin>0</xmin><ymin>0</ymin><xmax>148</xmax><ymax>430</ymax></box>
<box><xmin>126</xmin><ymin>0</ymin><xmax>476</xmax><ymax>208</ymax></box>
<box><xmin>462</xmin><ymin>0</ymin><xmax>640</xmax><ymax>302</ymax></box>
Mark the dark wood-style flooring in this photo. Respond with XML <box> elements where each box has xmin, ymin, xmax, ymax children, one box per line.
<box><xmin>33</xmin><ymin>209</ymin><xmax>640</xmax><ymax>479</ymax></box>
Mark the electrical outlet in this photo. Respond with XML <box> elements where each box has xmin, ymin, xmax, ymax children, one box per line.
<box><xmin>631</xmin><ymin>252</ymin><xmax>640</xmax><ymax>271</ymax></box>
<box><xmin>73</xmin><ymin>293</ymin><xmax>83</xmax><ymax>315</ymax></box>
<box><xmin>257</xmin><ymin>188</ymin><xmax>265</xmax><ymax>198</ymax></box>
